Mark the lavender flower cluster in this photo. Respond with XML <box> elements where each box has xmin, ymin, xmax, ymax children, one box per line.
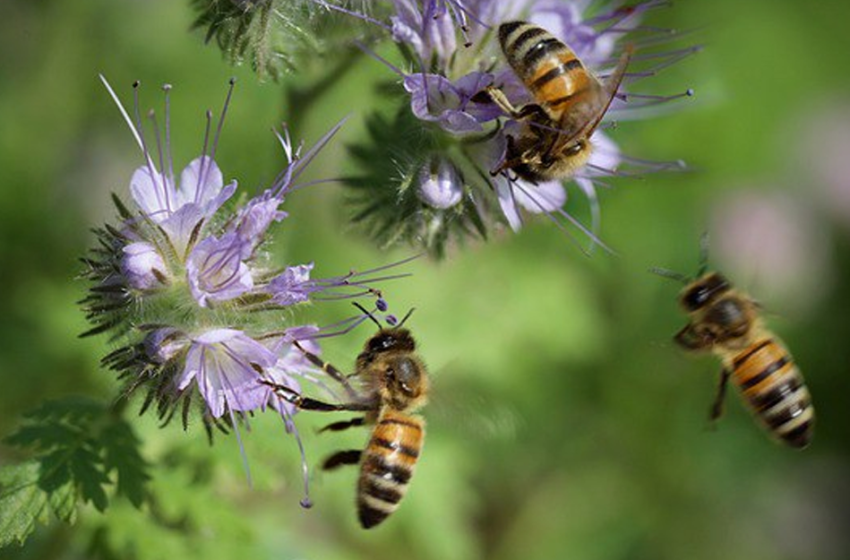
<box><xmin>328</xmin><ymin>0</ymin><xmax>695</xmax><ymax>255</ymax></box>
<box><xmin>79</xmin><ymin>0</ymin><xmax>698</xmax><ymax>513</ymax></box>
<box><xmin>81</xmin><ymin>77</ymin><xmax>406</xmax><ymax>503</ymax></box>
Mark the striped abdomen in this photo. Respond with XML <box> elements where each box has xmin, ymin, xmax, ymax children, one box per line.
<box><xmin>729</xmin><ymin>337</ymin><xmax>814</xmax><ymax>448</ymax></box>
<box><xmin>357</xmin><ymin>409</ymin><xmax>425</xmax><ymax>528</ymax></box>
<box><xmin>498</xmin><ymin>21</ymin><xmax>595</xmax><ymax>118</ymax></box>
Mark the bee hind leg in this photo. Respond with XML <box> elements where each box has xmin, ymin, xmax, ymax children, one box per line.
<box><xmin>319</xmin><ymin>417</ymin><xmax>366</xmax><ymax>433</ymax></box>
<box><xmin>708</xmin><ymin>368</ymin><xmax>732</xmax><ymax>427</ymax></box>
<box><xmin>322</xmin><ymin>449</ymin><xmax>362</xmax><ymax>471</ymax></box>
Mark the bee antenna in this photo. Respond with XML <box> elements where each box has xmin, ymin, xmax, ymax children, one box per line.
<box><xmin>396</xmin><ymin>308</ymin><xmax>416</xmax><ymax>328</ymax></box>
<box><xmin>697</xmin><ymin>232</ymin><xmax>711</xmax><ymax>276</ymax></box>
<box><xmin>352</xmin><ymin>301</ymin><xmax>383</xmax><ymax>329</ymax></box>
<box><xmin>649</xmin><ymin>267</ymin><xmax>691</xmax><ymax>285</ymax></box>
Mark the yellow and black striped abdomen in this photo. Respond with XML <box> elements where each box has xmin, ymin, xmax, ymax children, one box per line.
<box><xmin>357</xmin><ymin>409</ymin><xmax>425</xmax><ymax>528</ymax></box>
<box><xmin>729</xmin><ymin>338</ymin><xmax>814</xmax><ymax>448</ymax></box>
<box><xmin>499</xmin><ymin>21</ymin><xmax>593</xmax><ymax>116</ymax></box>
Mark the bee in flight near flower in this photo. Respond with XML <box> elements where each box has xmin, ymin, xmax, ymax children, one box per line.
<box><xmin>655</xmin><ymin>243</ymin><xmax>815</xmax><ymax>448</ymax></box>
<box><xmin>480</xmin><ymin>20</ymin><xmax>632</xmax><ymax>183</ymax></box>
<box><xmin>263</xmin><ymin>306</ymin><xmax>428</xmax><ymax>528</ymax></box>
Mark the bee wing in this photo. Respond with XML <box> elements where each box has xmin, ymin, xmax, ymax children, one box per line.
<box><xmin>547</xmin><ymin>46</ymin><xmax>633</xmax><ymax>157</ymax></box>
<box><xmin>427</xmin><ymin>368</ymin><xmax>523</xmax><ymax>443</ymax></box>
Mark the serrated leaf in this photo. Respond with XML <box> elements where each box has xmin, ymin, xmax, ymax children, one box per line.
<box><xmin>68</xmin><ymin>446</ymin><xmax>110</xmax><ymax>512</ymax></box>
<box><xmin>0</xmin><ymin>460</ymin><xmax>76</xmax><ymax>547</ymax></box>
<box><xmin>4</xmin><ymin>422</ymin><xmax>78</xmax><ymax>451</ymax></box>
<box><xmin>0</xmin><ymin>397</ymin><xmax>152</xmax><ymax>547</ymax></box>
<box><xmin>102</xmin><ymin>420</ymin><xmax>150</xmax><ymax>508</ymax></box>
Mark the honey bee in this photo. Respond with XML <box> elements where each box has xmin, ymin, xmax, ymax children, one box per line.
<box><xmin>481</xmin><ymin>21</ymin><xmax>632</xmax><ymax>183</ymax></box>
<box><xmin>660</xmin><ymin>263</ymin><xmax>815</xmax><ymax>448</ymax></box>
<box><xmin>263</xmin><ymin>307</ymin><xmax>428</xmax><ymax>528</ymax></box>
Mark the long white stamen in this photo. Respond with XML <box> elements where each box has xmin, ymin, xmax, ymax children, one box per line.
<box><xmin>99</xmin><ymin>74</ymin><xmax>143</xmax><ymax>151</ymax></box>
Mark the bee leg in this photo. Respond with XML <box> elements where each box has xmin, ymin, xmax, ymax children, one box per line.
<box><xmin>516</xmin><ymin>103</ymin><xmax>550</xmax><ymax>123</ymax></box>
<box><xmin>479</xmin><ymin>86</ymin><xmax>523</xmax><ymax>118</ymax></box>
<box><xmin>293</xmin><ymin>340</ymin><xmax>359</xmax><ymax>399</ymax></box>
<box><xmin>708</xmin><ymin>368</ymin><xmax>732</xmax><ymax>426</ymax></box>
<box><xmin>322</xmin><ymin>449</ymin><xmax>362</xmax><ymax>471</ymax></box>
<box><xmin>674</xmin><ymin>323</ymin><xmax>712</xmax><ymax>351</ymax></box>
<box><xmin>260</xmin><ymin>379</ymin><xmax>373</xmax><ymax>412</ymax></box>
<box><xmin>491</xmin><ymin>135</ymin><xmax>527</xmax><ymax>176</ymax></box>
<box><xmin>319</xmin><ymin>417</ymin><xmax>366</xmax><ymax>433</ymax></box>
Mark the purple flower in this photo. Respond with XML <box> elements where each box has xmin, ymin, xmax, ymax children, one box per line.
<box><xmin>178</xmin><ymin>329</ymin><xmax>277</xmax><ymax>418</ymax></box>
<box><xmin>418</xmin><ymin>158</ymin><xmax>463</xmax><ymax>209</ymax></box>
<box><xmin>404</xmin><ymin>72</ymin><xmax>501</xmax><ymax>134</ymax></box>
<box><xmin>334</xmin><ymin>0</ymin><xmax>694</xmax><ymax>254</ymax></box>
<box><xmin>266</xmin><ymin>263</ymin><xmax>317</xmax><ymax>306</ymax></box>
<box><xmin>390</xmin><ymin>0</ymin><xmax>457</xmax><ymax>65</ymax></box>
<box><xmin>259</xmin><ymin>326</ymin><xmax>323</xmax><ymax>423</ymax></box>
<box><xmin>143</xmin><ymin>328</ymin><xmax>188</xmax><ymax>364</ymax></box>
<box><xmin>186</xmin><ymin>233</ymin><xmax>254</xmax><ymax>307</ymax></box>
<box><xmin>84</xmin><ymin>78</ymin><xmax>412</xmax><ymax>432</ymax></box>
<box><xmin>121</xmin><ymin>241</ymin><xmax>168</xmax><ymax>289</ymax></box>
<box><xmin>130</xmin><ymin>156</ymin><xmax>237</xmax><ymax>254</ymax></box>
<box><xmin>232</xmin><ymin>191</ymin><xmax>288</xmax><ymax>246</ymax></box>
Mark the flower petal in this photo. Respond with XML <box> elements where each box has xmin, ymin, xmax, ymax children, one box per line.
<box><xmin>514</xmin><ymin>179</ymin><xmax>567</xmax><ymax>214</ymax></box>
<box><xmin>186</xmin><ymin>234</ymin><xmax>254</xmax><ymax>307</ymax></box>
<box><xmin>121</xmin><ymin>241</ymin><xmax>167</xmax><ymax>290</ymax></box>
<box><xmin>267</xmin><ymin>263</ymin><xmax>316</xmax><ymax>306</ymax></box>
<box><xmin>176</xmin><ymin>156</ymin><xmax>224</xmax><ymax>209</ymax></box>
<box><xmin>130</xmin><ymin>165</ymin><xmax>175</xmax><ymax>222</ymax></box>
<box><xmin>181</xmin><ymin>329</ymin><xmax>277</xmax><ymax>417</ymax></box>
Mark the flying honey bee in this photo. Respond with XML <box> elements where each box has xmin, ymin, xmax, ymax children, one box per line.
<box><xmin>262</xmin><ymin>307</ymin><xmax>428</xmax><ymax>528</ymax></box>
<box><xmin>480</xmin><ymin>21</ymin><xmax>632</xmax><ymax>183</ymax></box>
<box><xmin>656</xmin><ymin>250</ymin><xmax>815</xmax><ymax>448</ymax></box>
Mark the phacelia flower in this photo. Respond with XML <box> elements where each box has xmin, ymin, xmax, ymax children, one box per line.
<box><xmin>82</xmin><ymin>77</ymin><xmax>411</xmax><ymax>504</ymax></box>
<box><xmin>323</xmin><ymin>0</ymin><xmax>695</xmax><ymax>256</ymax></box>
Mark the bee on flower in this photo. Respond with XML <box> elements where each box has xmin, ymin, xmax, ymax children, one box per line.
<box><xmin>81</xmin><ymin>76</ymin><xmax>412</xmax><ymax>506</ymax></box>
<box><xmin>320</xmin><ymin>0</ymin><xmax>696</xmax><ymax>256</ymax></box>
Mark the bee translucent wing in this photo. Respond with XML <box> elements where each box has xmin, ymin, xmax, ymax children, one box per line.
<box><xmin>549</xmin><ymin>46</ymin><xmax>633</xmax><ymax>155</ymax></box>
<box><xmin>427</xmin><ymin>370</ymin><xmax>523</xmax><ymax>443</ymax></box>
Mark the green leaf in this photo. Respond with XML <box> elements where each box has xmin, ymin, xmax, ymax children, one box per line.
<box><xmin>0</xmin><ymin>398</ymin><xmax>151</xmax><ymax>547</ymax></box>
<box><xmin>102</xmin><ymin>420</ymin><xmax>150</xmax><ymax>508</ymax></box>
<box><xmin>68</xmin><ymin>446</ymin><xmax>110</xmax><ymax>512</ymax></box>
<box><xmin>0</xmin><ymin>461</ymin><xmax>75</xmax><ymax>547</ymax></box>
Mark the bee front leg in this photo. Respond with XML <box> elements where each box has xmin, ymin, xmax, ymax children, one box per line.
<box><xmin>293</xmin><ymin>340</ymin><xmax>359</xmax><ymax>399</ymax></box>
<box><xmin>476</xmin><ymin>86</ymin><xmax>524</xmax><ymax>118</ymax></box>
<box><xmin>708</xmin><ymin>368</ymin><xmax>732</xmax><ymax>426</ymax></box>
<box><xmin>674</xmin><ymin>323</ymin><xmax>713</xmax><ymax>351</ymax></box>
<box><xmin>260</xmin><ymin>379</ymin><xmax>373</xmax><ymax>412</ymax></box>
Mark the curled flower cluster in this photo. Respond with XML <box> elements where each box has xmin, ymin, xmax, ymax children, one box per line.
<box><xmin>81</xmin><ymin>77</ymin><xmax>408</xmax><ymax>503</ymax></box>
<box><xmin>325</xmin><ymin>0</ymin><xmax>695</xmax><ymax>256</ymax></box>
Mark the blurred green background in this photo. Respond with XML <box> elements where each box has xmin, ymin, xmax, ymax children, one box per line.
<box><xmin>2</xmin><ymin>1</ymin><xmax>850</xmax><ymax>559</ymax></box>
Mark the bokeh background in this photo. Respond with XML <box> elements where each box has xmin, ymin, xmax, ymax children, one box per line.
<box><xmin>2</xmin><ymin>1</ymin><xmax>850</xmax><ymax>559</ymax></box>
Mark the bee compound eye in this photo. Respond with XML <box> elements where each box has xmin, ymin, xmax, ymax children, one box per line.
<box><xmin>684</xmin><ymin>285</ymin><xmax>711</xmax><ymax>310</ymax></box>
<box><xmin>565</xmin><ymin>143</ymin><xmax>583</xmax><ymax>156</ymax></box>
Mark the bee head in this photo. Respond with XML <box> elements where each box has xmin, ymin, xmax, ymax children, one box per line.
<box><xmin>383</xmin><ymin>354</ymin><xmax>426</xmax><ymax>399</ymax></box>
<box><xmin>680</xmin><ymin>272</ymin><xmax>731</xmax><ymax>312</ymax></box>
<box><xmin>365</xmin><ymin>328</ymin><xmax>416</xmax><ymax>355</ymax></box>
